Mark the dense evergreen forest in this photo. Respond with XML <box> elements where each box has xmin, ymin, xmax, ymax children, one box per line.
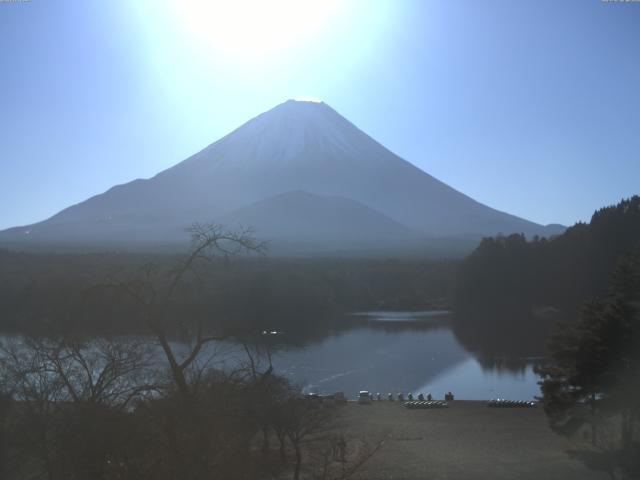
<box><xmin>454</xmin><ymin>196</ymin><xmax>640</xmax><ymax>358</ymax></box>
<box><xmin>0</xmin><ymin>249</ymin><xmax>456</xmax><ymax>339</ymax></box>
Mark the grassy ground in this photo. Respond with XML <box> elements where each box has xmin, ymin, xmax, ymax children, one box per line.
<box><xmin>332</xmin><ymin>401</ymin><xmax>607</xmax><ymax>480</ymax></box>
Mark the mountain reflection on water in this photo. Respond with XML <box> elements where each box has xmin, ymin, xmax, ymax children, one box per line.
<box><xmin>265</xmin><ymin>311</ymin><xmax>542</xmax><ymax>401</ymax></box>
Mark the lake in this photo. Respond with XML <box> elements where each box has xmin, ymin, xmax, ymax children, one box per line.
<box><xmin>0</xmin><ymin>311</ymin><xmax>542</xmax><ymax>401</ymax></box>
<box><xmin>255</xmin><ymin>311</ymin><xmax>541</xmax><ymax>401</ymax></box>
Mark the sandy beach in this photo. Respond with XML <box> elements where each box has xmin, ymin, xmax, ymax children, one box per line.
<box><xmin>333</xmin><ymin>401</ymin><xmax>607</xmax><ymax>480</ymax></box>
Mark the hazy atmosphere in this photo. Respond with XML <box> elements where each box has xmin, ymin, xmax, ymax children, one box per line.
<box><xmin>1</xmin><ymin>2</ymin><xmax>639</xmax><ymax>480</ymax></box>
<box><xmin>1</xmin><ymin>0</ymin><xmax>639</xmax><ymax>230</ymax></box>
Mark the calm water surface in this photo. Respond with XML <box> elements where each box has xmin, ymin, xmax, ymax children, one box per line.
<box><xmin>265</xmin><ymin>311</ymin><xmax>540</xmax><ymax>401</ymax></box>
<box><xmin>1</xmin><ymin>312</ymin><xmax>541</xmax><ymax>401</ymax></box>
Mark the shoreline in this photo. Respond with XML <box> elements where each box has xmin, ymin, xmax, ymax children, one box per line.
<box><xmin>334</xmin><ymin>401</ymin><xmax>606</xmax><ymax>480</ymax></box>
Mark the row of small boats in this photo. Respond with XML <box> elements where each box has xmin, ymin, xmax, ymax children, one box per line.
<box><xmin>360</xmin><ymin>392</ymin><xmax>452</xmax><ymax>402</ymax></box>
<box><xmin>403</xmin><ymin>401</ymin><xmax>449</xmax><ymax>409</ymax></box>
<box><xmin>487</xmin><ymin>399</ymin><xmax>536</xmax><ymax>408</ymax></box>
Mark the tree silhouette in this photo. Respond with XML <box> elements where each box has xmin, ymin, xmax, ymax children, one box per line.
<box><xmin>536</xmin><ymin>250</ymin><xmax>640</xmax><ymax>476</ymax></box>
<box><xmin>454</xmin><ymin>196</ymin><xmax>640</xmax><ymax>357</ymax></box>
<box><xmin>106</xmin><ymin>223</ymin><xmax>265</xmax><ymax>398</ymax></box>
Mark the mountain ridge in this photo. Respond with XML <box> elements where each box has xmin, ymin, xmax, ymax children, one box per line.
<box><xmin>0</xmin><ymin>99</ymin><xmax>565</xmax><ymax>254</ymax></box>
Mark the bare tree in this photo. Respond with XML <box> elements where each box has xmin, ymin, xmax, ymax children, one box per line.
<box><xmin>0</xmin><ymin>335</ymin><xmax>154</xmax><ymax>480</ymax></box>
<box><xmin>311</xmin><ymin>433</ymin><xmax>386</xmax><ymax>480</ymax></box>
<box><xmin>271</xmin><ymin>397</ymin><xmax>385</xmax><ymax>480</ymax></box>
<box><xmin>85</xmin><ymin>224</ymin><xmax>269</xmax><ymax>480</ymax></box>
<box><xmin>283</xmin><ymin>399</ymin><xmax>335</xmax><ymax>480</ymax></box>
<box><xmin>104</xmin><ymin>223</ymin><xmax>265</xmax><ymax>398</ymax></box>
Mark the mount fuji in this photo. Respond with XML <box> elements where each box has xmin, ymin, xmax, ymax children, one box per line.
<box><xmin>0</xmin><ymin>100</ymin><xmax>563</xmax><ymax>255</ymax></box>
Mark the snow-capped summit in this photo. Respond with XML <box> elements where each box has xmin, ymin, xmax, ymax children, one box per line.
<box><xmin>291</xmin><ymin>96</ymin><xmax>323</xmax><ymax>103</ymax></box>
<box><xmin>181</xmin><ymin>98</ymin><xmax>362</xmax><ymax>170</ymax></box>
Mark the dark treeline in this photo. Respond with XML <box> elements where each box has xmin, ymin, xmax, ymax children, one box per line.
<box><xmin>454</xmin><ymin>196</ymin><xmax>640</xmax><ymax>357</ymax></box>
<box><xmin>0</xmin><ymin>248</ymin><xmax>456</xmax><ymax>339</ymax></box>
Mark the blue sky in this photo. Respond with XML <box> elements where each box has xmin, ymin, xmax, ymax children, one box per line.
<box><xmin>0</xmin><ymin>0</ymin><xmax>638</xmax><ymax>230</ymax></box>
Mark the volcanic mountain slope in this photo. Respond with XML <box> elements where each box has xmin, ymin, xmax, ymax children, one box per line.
<box><xmin>0</xmin><ymin>99</ymin><xmax>563</xmax><ymax>253</ymax></box>
<box><xmin>218</xmin><ymin>190</ymin><xmax>422</xmax><ymax>253</ymax></box>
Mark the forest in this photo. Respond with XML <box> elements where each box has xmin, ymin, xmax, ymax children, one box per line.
<box><xmin>453</xmin><ymin>195</ymin><xmax>640</xmax><ymax>357</ymax></box>
<box><xmin>0</xmin><ymin>244</ymin><xmax>456</xmax><ymax>339</ymax></box>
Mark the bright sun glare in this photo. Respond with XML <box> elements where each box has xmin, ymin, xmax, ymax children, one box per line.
<box><xmin>170</xmin><ymin>0</ymin><xmax>341</xmax><ymax>61</ymax></box>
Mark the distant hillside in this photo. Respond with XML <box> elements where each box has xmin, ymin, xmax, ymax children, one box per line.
<box><xmin>453</xmin><ymin>195</ymin><xmax>640</xmax><ymax>357</ymax></box>
<box><xmin>0</xmin><ymin>100</ymin><xmax>563</xmax><ymax>254</ymax></box>
<box><xmin>219</xmin><ymin>190</ymin><xmax>420</xmax><ymax>251</ymax></box>
<box><xmin>0</xmin><ymin>248</ymin><xmax>457</xmax><ymax>334</ymax></box>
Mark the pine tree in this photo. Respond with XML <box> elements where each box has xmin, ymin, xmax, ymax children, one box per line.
<box><xmin>536</xmin><ymin>250</ymin><xmax>640</xmax><ymax>474</ymax></box>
